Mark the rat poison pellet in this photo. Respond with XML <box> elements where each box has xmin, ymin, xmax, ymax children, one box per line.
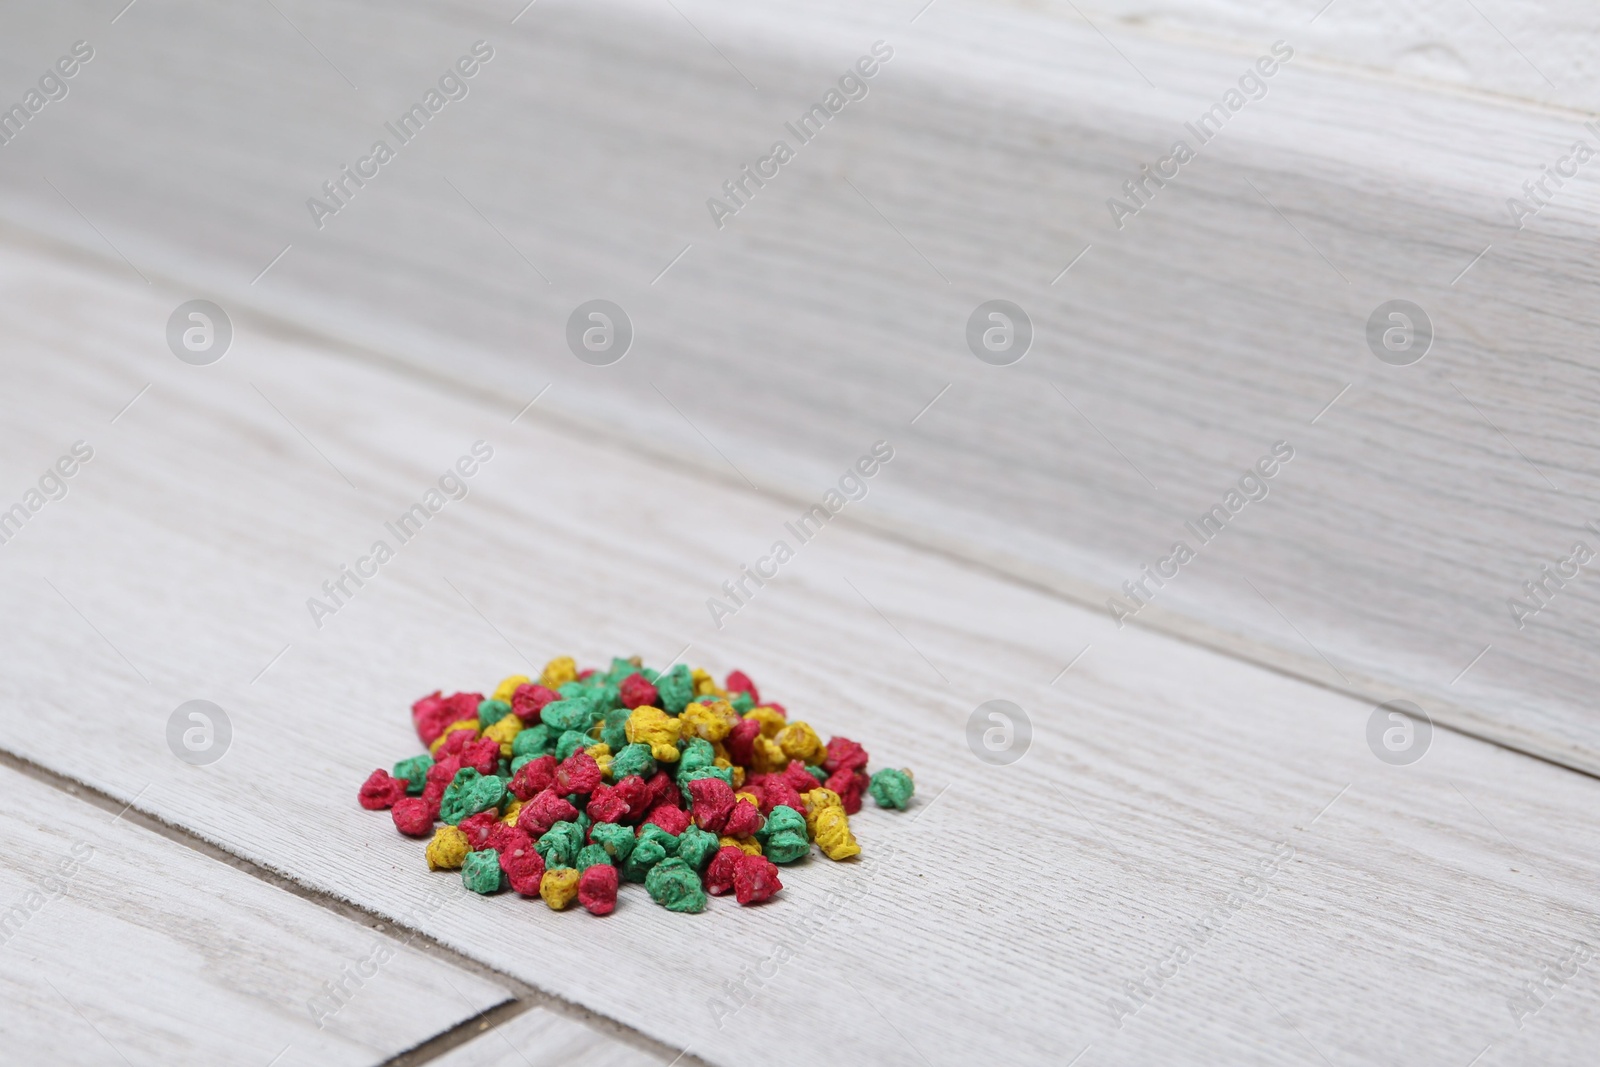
<box><xmin>359</xmin><ymin>658</ymin><xmax>915</xmax><ymax>916</ymax></box>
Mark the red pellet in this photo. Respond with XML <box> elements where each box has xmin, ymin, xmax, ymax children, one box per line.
<box><xmin>726</xmin><ymin>717</ymin><xmax>760</xmax><ymax>766</ymax></box>
<box><xmin>619</xmin><ymin>672</ymin><xmax>658</xmax><ymax>710</ymax></box>
<box><xmin>358</xmin><ymin>769</ymin><xmax>408</xmax><ymax>810</ymax></box>
<box><xmin>458</xmin><ymin>811</ymin><xmax>500</xmax><ymax>850</ymax></box>
<box><xmin>645</xmin><ymin>803</ymin><xmax>691</xmax><ymax>836</ymax></box>
<box><xmin>555</xmin><ymin>751</ymin><xmax>602</xmax><ymax>795</ymax></box>
<box><xmin>732</xmin><ymin>854</ymin><xmax>782</xmax><ymax>905</ymax></box>
<box><xmin>704</xmin><ymin>846</ymin><xmax>743</xmax><ymax>895</ymax></box>
<box><xmin>412</xmin><ymin>690</ymin><xmax>481</xmax><ymax>746</ymax></box>
<box><xmin>509</xmin><ymin>755</ymin><xmax>558</xmax><ymax>800</ymax></box>
<box><xmin>511</xmin><ymin>683</ymin><xmax>559</xmax><ymax>724</ymax></box>
<box><xmin>609</xmin><ymin>775</ymin><xmax>651</xmax><ymax>823</ymax></box>
<box><xmin>577</xmin><ymin>668</ymin><xmax>597</xmax><ymax>680</ymax></box>
<box><xmin>725</xmin><ymin>670</ymin><xmax>759</xmax><ymax>705</ymax></box>
<box><xmin>688</xmin><ymin>777</ymin><xmax>736</xmax><ymax>834</ymax></box>
<box><xmin>501</xmin><ymin>843</ymin><xmax>546</xmax><ymax>895</ymax></box>
<box><xmin>517</xmin><ymin>789</ymin><xmax>579</xmax><ymax>836</ymax></box>
<box><xmin>781</xmin><ymin>760</ymin><xmax>819</xmax><ymax>797</ymax></box>
<box><xmin>723</xmin><ymin>798</ymin><xmax>764</xmax><ymax>838</ymax></box>
<box><xmin>826</xmin><ymin>768</ymin><xmax>869</xmax><ymax>815</ymax></box>
<box><xmin>754</xmin><ymin>775</ymin><xmax>805</xmax><ymax>816</ymax></box>
<box><xmin>486</xmin><ymin>823</ymin><xmax>532</xmax><ymax>856</ymax></box>
<box><xmin>461</xmin><ymin>737</ymin><xmax>500</xmax><ymax>776</ymax></box>
<box><xmin>391</xmin><ymin>797</ymin><xmax>435</xmax><ymax>837</ymax></box>
<box><xmin>586</xmin><ymin>783</ymin><xmax>631</xmax><ymax>824</ymax></box>
<box><xmin>578</xmin><ymin>864</ymin><xmax>619</xmax><ymax>915</ymax></box>
<box><xmin>644</xmin><ymin>771</ymin><xmax>678</xmax><ymax>811</ymax></box>
<box><xmin>823</xmin><ymin>736</ymin><xmax>869</xmax><ymax>775</ymax></box>
<box><xmin>433</xmin><ymin>728</ymin><xmax>477</xmax><ymax>761</ymax></box>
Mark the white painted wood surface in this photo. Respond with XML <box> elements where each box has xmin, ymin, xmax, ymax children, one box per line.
<box><xmin>431</xmin><ymin>1008</ymin><xmax>664</xmax><ymax>1067</ymax></box>
<box><xmin>1069</xmin><ymin>0</ymin><xmax>1600</xmax><ymax>111</ymax></box>
<box><xmin>2</xmin><ymin>0</ymin><xmax>1597</xmax><ymax>775</ymax></box>
<box><xmin>0</xmin><ymin>760</ymin><xmax>513</xmax><ymax>1066</ymax></box>
<box><xmin>4</xmin><ymin>236</ymin><xmax>1600</xmax><ymax>1064</ymax></box>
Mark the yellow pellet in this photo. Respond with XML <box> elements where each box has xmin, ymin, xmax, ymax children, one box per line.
<box><xmin>425</xmin><ymin>825</ymin><xmax>471</xmax><ymax>870</ymax></box>
<box><xmin>540</xmin><ymin>867</ymin><xmax>580</xmax><ymax>910</ymax></box>
<box><xmin>501</xmin><ymin>799</ymin><xmax>523</xmax><ymax>826</ymax></box>
<box><xmin>691</xmin><ymin>667</ymin><xmax>726</xmax><ymax>697</ymax></box>
<box><xmin>777</xmin><ymin>721</ymin><xmax>826</xmax><ymax>765</ymax></box>
<box><xmin>625</xmin><ymin>706</ymin><xmax>682</xmax><ymax>762</ymax></box>
<box><xmin>492</xmin><ymin>674</ymin><xmax>531</xmax><ymax>702</ymax></box>
<box><xmin>678</xmin><ymin>702</ymin><xmax>732</xmax><ymax>743</ymax></box>
<box><xmin>813</xmin><ymin>805</ymin><xmax>861</xmax><ymax>861</ymax></box>
<box><xmin>720</xmin><ymin>835</ymin><xmax>763</xmax><ymax>856</ymax></box>
<box><xmin>801</xmin><ymin>787</ymin><xmax>843</xmax><ymax>838</ymax></box>
<box><xmin>750</xmin><ymin>735</ymin><xmax>786</xmax><ymax>774</ymax></box>
<box><xmin>541</xmin><ymin>656</ymin><xmax>578</xmax><ymax>689</ymax></box>
<box><xmin>744</xmin><ymin>706</ymin><xmax>787</xmax><ymax>739</ymax></box>
<box><xmin>483</xmin><ymin>713</ymin><xmax>522</xmax><ymax>757</ymax></box>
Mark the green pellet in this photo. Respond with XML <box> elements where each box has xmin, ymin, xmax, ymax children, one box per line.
<box><xmin>645</xmin><ymin>858</ymin><xmax>706</xmax><ymax>913</ymax></box>
<box><xmin>536</xmin><ymin>821</ymin><xmax>585</xmax><ymax>868</ymax></box>
<box><xmin>575</xmin><ymin>844</ymin><xmax>612</xmax><ymax>872</ymax></box>
<box><xmin>730</xmin><ymin>692</ymin><xmax>755</xmax><ymax>714</ymax></box>
<box><xmin>461</xmin><ymin>849</ymin><xmax>504</xmax><ymax>894</ymax></box>
<box><xmin>393</xmin><ymin>754</ymin><xmax>433</xmax><ymax>796</ymax></box>
<box><xmin>677</xmin><ymin>737</ymin><xmax>715</xmax><ymax>777</ymax></box>
<box><xmin>657</xmin><ymin>665</ymin><xmax>693</xmax><ymax>715</ymax></box>
<box><xmin>869</xmin><ymin>768</ymin><xmax>915</xmax><ymax>810</ymax></box>
<box><xmin>511</xmin><ymin>724</ymin><xmax>555</xmax><ymax>760</ymax></box>
<box><xmin>805</xmin><ymin>765</ymin><xmax>829</xmax><ymax>784</ymax></box>
<box><xmin>541</xmin><ymin>700</ymin><xmax>592</xmax><ymax>734</ymax></box>
<box><xmin>590</xmin><ymin>822</ymin><xmax>636</xmax><ymax>862</ymax></box>
<box><xmin>477</xmin><ymin>698</ymin><xmax>513</xmax><ymax>728</ymax></box>
<box><xmin>621</xmin><ymin>839</ymin><xmax>667</xmax><ymax>882</ymax></box>
<box><xmin>676</xmin><ymin>826</ymin><xmax>720</xmax><ymax>872</ymax></box>
<box><xmin>636</xmin><ymin>824</ymin><xmax>680</xmax><ymax>857</ymax></box>
<box><xmin>610</xmin><ymin>742</ymin><xmax>656</xmax><ymax>781</ymax></box>
<box><xmin>600</xmin><ymin>708</ymin><xmax>631</xmax><ymax>751</ymax></box>
<box><xmin>440</xmin><ymin>768</ymin><xmax>506</xmax><ymax>825</ymax></box>
<box><xmin>555</xmin><ymin>729</ymin><xmax>590</xmax><ymax>761</ymax></box>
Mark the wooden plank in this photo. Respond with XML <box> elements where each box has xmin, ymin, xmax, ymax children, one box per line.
<box><xmin>0</xmin><ymin>0</ymin><xmax>1597</xmax><ymax>772</ymax></box>
<box><xmin>0</xmin><ymin>760</ymin><xmax>513</xmax><ymax>1066</ymax></box>
<box><xmin>2</xmin><ymin>238</ymin><xmax>1600</xmax><ymax>1064</ymax></box>
<box><xmin>1062</xmin><ymin>0</ymin><xmax>1598</xmax><ymax>112</ymax></box>
<box><xmin>431</xmin><ymin>1008</ymin><xmax>665</xmax><ymax>1067</ymax></box>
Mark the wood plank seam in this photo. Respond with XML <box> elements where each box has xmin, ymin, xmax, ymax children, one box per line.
<box><xmin>0</xmin><ymin>742</ymin><xmax>697</xmax><ymax>1067</ymax></box>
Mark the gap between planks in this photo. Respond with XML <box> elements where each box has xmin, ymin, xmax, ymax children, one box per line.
<box><xmin>3</xmin><ymin>216</ymin><xmax>1596</xmax><ymax>793</ymax></box>
<box><xmin>0</xmin><ymin>742</ymin><xmax>697</xmax><ymax>1067</ymax></box>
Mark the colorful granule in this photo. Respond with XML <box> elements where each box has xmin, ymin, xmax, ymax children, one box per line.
<box><xmin>359</xmin><ymin>656</ymin><xmax>914</xmax><ymax>915</ymax></box>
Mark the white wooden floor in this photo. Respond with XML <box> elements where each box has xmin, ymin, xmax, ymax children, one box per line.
<box><xmin>3</xmin><ymin>233</ymin><xmax>1600</xmax><ymax>1064</ymax></box>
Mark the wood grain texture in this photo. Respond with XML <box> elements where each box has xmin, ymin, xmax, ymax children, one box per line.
<box><xmin>1</xmin><ymin>0</ymin><xmax>1597</xmax><ymax>774</ymax></box>
<box><xmin>431</xmin><ymin>1008</ymin><xmax>665</xmax><ymax>1067</ymax></box>
<box><xmin>0</xmin><ymin>761</ymin><xmax>512</xmax><ymax>1066</ymax></box>
<box><xmin>3</xmin><ymin>237</ymin><xmax>1600</xmax><ymax>1065</ymax></box>
<box><xmin>1063</xmin><ymin>0</ymin><xmax>1599</xmax><ymax>112</ymax></box>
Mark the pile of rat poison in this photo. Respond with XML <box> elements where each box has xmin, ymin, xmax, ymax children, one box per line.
<box><xmin>357</xmin><ymin>657</ymin><xmax>914</xmax><ymax>915</ymax></box>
